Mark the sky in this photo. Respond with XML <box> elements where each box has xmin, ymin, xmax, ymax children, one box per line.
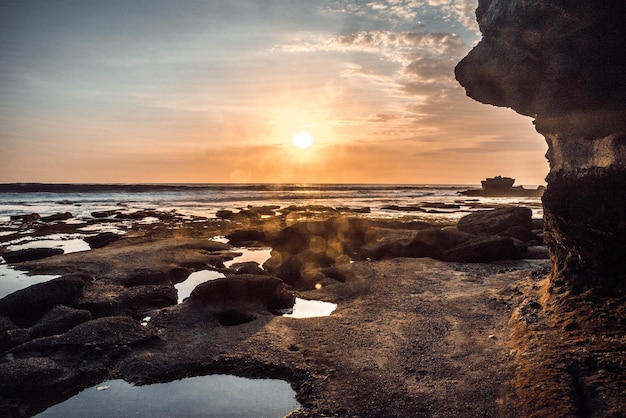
<box><xmin>0</xmin><ymin>0</ymin><xmax>548</xmax><ymax>185</ymax></box>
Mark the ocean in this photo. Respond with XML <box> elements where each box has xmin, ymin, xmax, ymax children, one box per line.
<box><xmin>0</xmin><ymin>183</ymin><xmax>543</xmax><ymax>223</ymax></box>
<box><xmin>0</xmin><ymin>183</ymin><xmax>543</xmax><ymax>298</ymax></box>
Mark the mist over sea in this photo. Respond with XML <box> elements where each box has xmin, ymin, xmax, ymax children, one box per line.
<box><xmin>0</xmin><ymin>183</ymin><xmax>543</xmax><ymax>224</ymax></box>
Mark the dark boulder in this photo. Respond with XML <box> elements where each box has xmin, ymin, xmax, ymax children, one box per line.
<box><xmin>270</xmin><ymin>217</ymin><xmax>376</xmax><ymax>257</ymax></box>
<box><xmin>28</xmin><ymin>305</ymin><xmax>92</xmax><ymax>339</ymax></box>
<box><xmin>40</xmin><ymin>212</ymin><xmax>73</xmax><ymax>222</ymax></box>
<box><xmin>1</xmin><ymin>248</ymin><xmax>64</xmax><ymax>263</ymax></box>
<box><xmin>84</xmin><ymin>232</ymin><xmax>121</xmax><ymax>249</ymax></box>
<box><xmin>187</xmin><ymin>274</ymin><xmax>295</xmax><ymax>314</ymax></box>
<box><xmin>263</xmin><ymin>250</ymin><xmax>336</xmax><ymax>288</ymax></box>
<box><xmin>442</xmin><ymin>236</ymin><xmax>526</xmax><ymax>263</ymax></box>
<box><xmin>0</xmin><ymin>275</ymin><xmax>90</xmax><ymax>327</ymax></box>
<box><xmin>457</xmin><ymin>207</ymin><xmax>533</xmax><ymax>235</ymax></box>
<box><xmin>91</xmin><ymin>210</ymin><xmax>118</xmax><ymax>218</ymax></box>
<box><xmin>497</xmin><ymin>226</ymin><xmax>539</xmax><ymax>243</ymax></box>
<box><xmin>361</xmin><ymin>239</ymin><xmax>412</xmax><ymax>260</ymax></box>
<box><xmin>407</xmin><ymin>228</ymin><xmax>476</xmax><ymax>258</ymax></box>
<box><xmin>225</xmin><ymin>230</ymin><xmax>269</xmax><ymax>247</ymax></box>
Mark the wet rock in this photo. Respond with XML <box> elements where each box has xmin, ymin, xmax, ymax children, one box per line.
<box><xmin>270</xmin><ymin>217</ymin><xmax>376</xmax><ymax>258</ymax></box>
<box><xmin>407</xmin><ymin>228</ymin><xmax>476</xmax><ymax>259</ymax></box>
<box><xmin>263</xmin><ymin>250</ymin><xmax>336</xmax><ymax>288</ymax></box>
<box><xmin>40</xmin><ymin>212</ymin><xmax>73</xmax><ymax>222</ymax></box>
<box><xmin>91</xmin><ymin>210</ymin><xmax>118</xmax><ymax>218</ymax></box>
<box><xmin>28</xmin><ymin>305</ymin><xmax>92</xmax><ymax>339</ymax></box>
<box><xmin>497</xmin><ymin>226</ymin><xmax>538</xmax><ymax>243</ymax></box>
<box><xmin>215</xmin><ymin>209</ymin><xmax>236</xmax><ymax>219</ymax></box>
<box><xmin>187</xmin><ymin>274</ymin><xmax>295</xmax><ymax>315</ymax></box>
<box><xmin>84</xmin><ymin>232</ymin><xmax>121</xmax><ymax>249</ymax></box>
<box><xmin>442</xmin><ymin>236</ymin><xmax>525</xmax><ymax>263</ymax></box>
<box><xmin>225</xmin><ymin>229</ymin><xmax>269</xmax><ymax>246</ymax></box>
<box><xmin>9</xmin><ymin>316</ymin><xmax>157</xmax><ymax>358</ymax></box>
<box><xmin>10</xmin><ymin>213</ymin><xmax>40</xmax><ymax>222</ymax></box>
<box><xmin>121</xmin><ymin>267</ymin><xmax>190</xmax><ymax>286</ymax></box>
<box><xmin>457</xmin><ymin>207</ymin><xmax>533</xmax><ymax>236</ymax></box>
<box><xmin>0</xmin><ymin>275</ymin><xmax>90</xmax><ymax>327</ymax></box>
<box><xmin>1</xmin><ymin>248</ymin><xmax>64</xmax><ymax>263</ymax></box>
<box><xmin>79</xmin><ymin>284</ymin><xmax>177</xmax><ymax>318</ymax></box>
<box><xmin>182</xmin><ymin>240</ymin><xmax>232</xmax><ymax>252</ymax></box>
<box><xmin>361</xmin><ymin>239</ymin><xmax>412</xmax><ymax>261</ymax></box>
<box><xmin>0</xmin><ymin>314</ymin><xmax>30</xmax><ymax>353</ymax></box>
<box><xmin>0</xmin><ymin>357</ymin><xmax>83</xmax><ymax>397</ymax></box>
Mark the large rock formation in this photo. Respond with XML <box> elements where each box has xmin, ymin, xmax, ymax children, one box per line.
<box><xmin>456</xmin><ymin>0</ymin><xmax>626</xmax><ymax>292</ymax></box>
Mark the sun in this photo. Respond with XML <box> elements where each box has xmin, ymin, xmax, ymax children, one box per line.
<box><xmin>292</xmin><ymin>132</ymin><xmax>313</xmax><ymax>149</ymax></box>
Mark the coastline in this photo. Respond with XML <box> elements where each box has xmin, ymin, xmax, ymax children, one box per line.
<box><xmin>0</xmin><ymin>199</ymin><xmax>623</xmax><ymax>416</ymax></box>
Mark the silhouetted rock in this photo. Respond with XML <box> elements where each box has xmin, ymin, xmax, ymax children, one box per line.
<box><xmin>84</xmin><ymin>232</ymin><xmax>121</xmax><ymax>249</ymax></box>
<box><xmin>40</xmin><ymin>212</ymin><xmax>73</xmax><ymax>222</ymax></box>
<box><xmin>1</xmin><ymin>248</ymin><xmax>64</xmax><ymax>263</ymax></box>
<box><xmin>187</xmin><ymin>274</ymin><xmax>295</xmax><ymax>315</ymax></box>
<box><xmin>408</xmin><ymin>228</ymin><xmax>476</xmax><ymax>258</ymax></box>
<box><xmin>457</xmin><ymin>207</ymin><xmax>533</xmax><ymax>236</ymax></box>
<box><xmin>91</xmin><ymin>210</ymin><xmax>118</xmax><ymax>218</ymax></box>
<box><xmin>264</xmin><ymin>249</ymin><xmax>336</xmax><ymax>288</ymax></box>
<box><xmin>442</xmin><ymin>236</ymin><xmax>525</xmax><ymax>263</ymax></box>
<box><xmin>0</xmin><ymin>275</ymin><xmax>90</xmax><ymax>327</ymax></box>
<box><xmin>225</xmin><ymin>229</ymin><xmax>268</xmax><ymax>246</ymax></box>
<box><xmin>121</xmin><ymin>267</ymin><xmax>190</xmax><ymax>286</ymax></box>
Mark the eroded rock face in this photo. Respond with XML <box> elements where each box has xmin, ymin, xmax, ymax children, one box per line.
<box><xmin>456</xmin><ymin>0</ymin><xmax>626</xmax><ymax>291</ymax></box>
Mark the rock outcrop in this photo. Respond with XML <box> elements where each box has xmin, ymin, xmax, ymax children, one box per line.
<box><xmin>456</xmin><ymin>0</ymin><xmax>626</xmax><ymax>292</ymax></box>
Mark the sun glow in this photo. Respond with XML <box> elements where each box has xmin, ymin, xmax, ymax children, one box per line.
<box><xmin>292</xmin><ymin>132</ymin><xmax>314</xmax><ymax>149</ymax></box>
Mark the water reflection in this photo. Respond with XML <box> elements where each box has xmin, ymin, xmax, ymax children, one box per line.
<box><xmin>35</xmin><ymin>375</ymin><xmax>300</xmax><ymax>418</ymax></box>
<box><xmin>224</xmin><ymin>247</ymin><xmax>272</xmax><ymax>269</ymax></box>
<box><xmin>283</xmin><ymin>298</ymin><xmax>337</xmax><ymax>319</ymax></box>
<box><xmin>0</xmin><ymin>262</ymin><xmax>59</xmax><ymax>298</ymax></box>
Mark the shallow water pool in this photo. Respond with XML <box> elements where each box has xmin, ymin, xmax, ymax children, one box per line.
<box><xmin>35</xmin><ymin>375</ymin><xmax>300</xmax><ymax>418</ymax></box>
<box><xmin>284</xmin><ymin>297</ymin><xmax>337</xmax><ymax>318</ymax></box>
<box><xmin>0</xmin><ymin>262</ymin><xmax>59</xmax><ymax>298</ymax></box>
<box><xmin>175</xmin><ymin>270</ymin><xmax>226</xmax><ymax>303</ymax></box>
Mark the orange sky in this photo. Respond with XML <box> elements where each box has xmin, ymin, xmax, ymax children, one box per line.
<box><xmin>0</xmin><ymin>1</ymin><xmax>548</xmax><ymax>186</ymax></box>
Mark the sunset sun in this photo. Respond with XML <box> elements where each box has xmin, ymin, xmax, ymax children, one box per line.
<box><xmin>292</xmin><ymin>132</ymin><xmax>313</xmax><ymax>149</ymax></box>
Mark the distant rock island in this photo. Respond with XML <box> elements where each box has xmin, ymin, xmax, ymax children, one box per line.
<box><xmin>461</xmin><ymin>176</ymin><xmax>544</xmax><ymax>197</ymax></box>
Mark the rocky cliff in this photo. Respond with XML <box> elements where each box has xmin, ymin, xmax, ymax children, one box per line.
<box><xmin>456</xmin><ymin>0</ymin><xmax>626</xmax><ymax>292</ymax></box>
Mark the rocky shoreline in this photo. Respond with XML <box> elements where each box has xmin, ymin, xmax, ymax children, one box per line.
<box><xmin>1</xmin><ymin>203</ymin><xmax>622</xmax><ymax>416</ymax></box>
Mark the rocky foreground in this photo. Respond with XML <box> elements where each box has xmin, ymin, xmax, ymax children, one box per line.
<box><xmin>0</xmin><ymin>204</ymin><xmax>623</xmax><ymax>417</ymax></box>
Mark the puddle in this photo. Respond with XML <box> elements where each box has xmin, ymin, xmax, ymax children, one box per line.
<box><xmin>224</xmin><ymin>247</ymin><xmax>272</xmax><ymax>269</ymax></box>
<box><xmin>0</xmin><ymin>262</ymin><xmax>60</xmax><ymax>298</ymax></box>
<box><xmin>283</xmin><ymin>298</ymin><xmax>337</xmax><ymax>319</ymax></box>
<box><xmin>7</xmin><ymin>235</ymin><xmax>91</xmax><ymax>254</ymax></box>
<box><xmin>79</xmin><ymin>223</ymin><xmax>129</xmax><ymax>234</ymax></box>
<box><xmin>175</xmin><ymin>270</ymin><xmax>225</xmax><ymax>303</ymax></box>
<box><xmin>35</xmin><ymin>375</ymin><xmax>300</xmax><ymax>418</ymax></box>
